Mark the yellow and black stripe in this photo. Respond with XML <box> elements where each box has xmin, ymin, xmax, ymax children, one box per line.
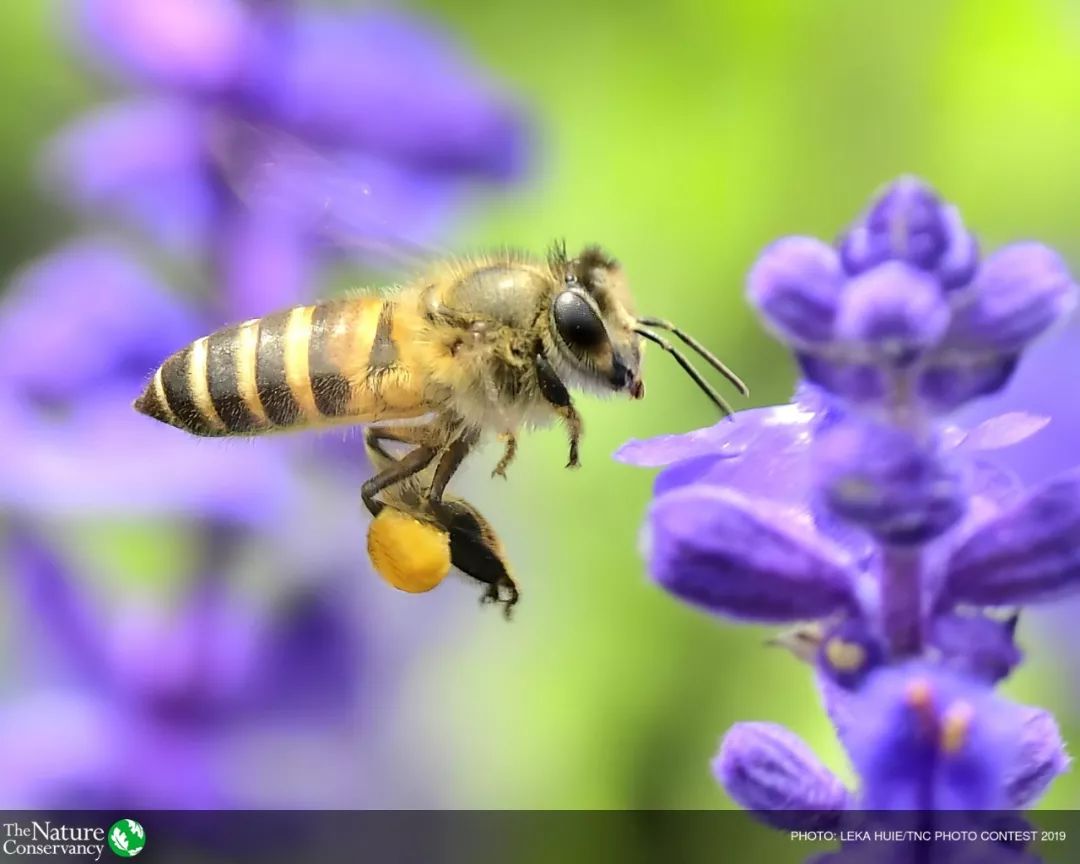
<box><xmin>134</xmin><ymin>297</ymin><xmax>414</xmax><ymax>437</ymax></box>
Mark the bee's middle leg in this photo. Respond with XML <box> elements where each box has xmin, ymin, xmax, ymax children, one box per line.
<box><xmin>426</xmin><ymin>428</ymin><xmax>480</xmax><ymax>505</ymax></box>
<box><xmin>535</xmin><ymin>352</ymin><xmax>582</xmax><ymax>469</ymax></box>
<box><xmin>361</xmin><ymin>428</ymin><xmax>438</xmax><ymax>517</ymax></box>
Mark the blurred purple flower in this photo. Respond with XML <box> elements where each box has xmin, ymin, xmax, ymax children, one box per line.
<box><xmin>618</xmin><ymin>177</ymin><xmax>1078</xmax><ymax>848</ymax></box>
<box><xmin>1</xmin><ymin>0</ymin><xmax>530</xmax><ymax>813</ymax></box>
<box><xmin>49</xmin><ymin>0</ymin><xmax>527</xmax><ymax>318</ymax></box>
<box><xmin>0</xmin><ymin>526</ymin><xmax>362</xmax><ymax>809</ymax></box>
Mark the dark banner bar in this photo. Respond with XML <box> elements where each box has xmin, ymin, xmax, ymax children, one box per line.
<box><xmin>0</xmin><ymin>811</ymin><xmax>1077</xmax><ymax>863</ymax></box>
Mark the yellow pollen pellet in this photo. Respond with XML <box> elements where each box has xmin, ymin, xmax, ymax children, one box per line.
<box><xmin>367</xmin><ymin>508</ymin><xmax>451</xmax><ymax>594</ymax></box>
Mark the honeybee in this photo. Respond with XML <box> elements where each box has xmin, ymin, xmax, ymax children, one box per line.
<box><xmin>135</xmin><ymin>242</ymin><xmax>747</xmax><ymax>615</ymax></box>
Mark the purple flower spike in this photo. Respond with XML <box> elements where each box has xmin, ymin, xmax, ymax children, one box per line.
<box><xmin>620</xmin><ymin>176</ymin><xmax>1074</xmax><ymax>832</ymax></box>
<box><xmin>943</xmin><ymin>469</ymin><xmax>1080</xmax><ymax>607</ymax></box>
<box><xmin>1006</xmin><ymin>708</ymin><xmax>1070</xmax><ymax>808</ymax></box>
<box><xmin>835</xmin><ymin>263</ymin><xmax>950</xmax><ymax>367</ymax></box>
<box><xmin>814</xmin><ymin>419</ymin><xmax>966</xmax><ymax>545</ymax></box>
<box><xmin>648</xmin><ymin>486</ymin><xmax>855</xmax><ymax>621</ymax></box>
<box><xmin>747</xmin><ymin>237</ymin><xmax>844</xmax><ymax>346</ymax></box>
<box><xmin>714</xmin><ymin>722</ymin><xmax>850</xmax><ymax>830</ymax></box>
<box><xmin>948</xmin><ymin>243</ymin><xmax>1077</xmax><ymax>354</ymax></box>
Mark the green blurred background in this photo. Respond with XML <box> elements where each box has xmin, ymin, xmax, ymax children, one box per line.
<box><xmin>2</xmin><ymin>0</ymin><xmax>1079</xmax><ymax>815</ymax></box>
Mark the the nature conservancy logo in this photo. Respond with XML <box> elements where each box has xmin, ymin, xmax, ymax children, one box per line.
<box><xmin>2</xmin><ymin>818</ymin><xmax>146</xmax><ymax>860</ymax></box>
<box><xmin>107</xmin><ymin>820</ymin><xmax>145</xmax><ymax>858</ymax></box>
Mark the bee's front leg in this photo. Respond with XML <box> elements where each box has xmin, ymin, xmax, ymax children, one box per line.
<box><xmin>491</xmin><ymin>433</ymin><xmax>517</xmax><ymax>480</ymax></box>
<box><xmin>535</xmin><ymin>353</ymin><xmax>582</xmax><ymax>469</ymax></box>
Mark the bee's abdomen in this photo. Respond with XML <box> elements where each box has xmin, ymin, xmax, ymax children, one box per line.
<box><xmin>135</xmin><ymin>317</ymin><xmax>269</xmax><ymax>437</ymax></box>
<box><xmin>135</xmin><ymin>298</ymin><xmax>407</xmax><ymax>437</ymax></box>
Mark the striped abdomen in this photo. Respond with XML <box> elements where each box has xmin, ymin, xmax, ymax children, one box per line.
<box><xmin>135</xmin><ymin>297</ymin><xmax>427</xmax><ymax>437</ymax></box>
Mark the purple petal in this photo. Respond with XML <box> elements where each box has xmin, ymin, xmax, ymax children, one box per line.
<box><xmin>796</xmin><ymin>353</ymin><xmax>886</xmax><ymax>403</ymax></box>
<box><xmin>936</xmin><ymin>204</ymin><xmax>981</xmax><ymax>290</ymax></box>
<box><xmin>955</xmin><ymin>412</ymin><xmax>1050</xmax><ymax>452</ymax></box>
<box><xmin>917</xmin><ymin>353</ymin><xmax>1019</xmax><ymax>412</ymax></box>
<box><xmin>747</xmin><ymin>236</ymin><xmax>843</xmax><ymax>345</ymax></box>
<box><xmin>647</xmin><ymin>486</ymin><xmax>856</xmax><ymax>621</ymax></box>
<box><xmin>930</xmin><ymin>613</ymin><xmax>1022</xmax><ymax>685</ymax></box>
<box><xmin>948</xmin><ymin>243</ymin><xmax>1077</xmax><ymax>354</ymax></box>
<box><xmin>943</xmin><ymin>469</ymin><xmax>1080</xmax><ymax>607</ymax></box>
<box><xmin>714</xmin><ymin>722</ymin><xmax>850</xmax><ymax>829</ymax></box>
<box><xmin>615</xmin><ymin>402</ymin><xmax>816</xmax><ymax>469</ymax></box>
<box><xmin>71</xmin><ymin>0</ymin><xmax>253</xmax><ymax>94</ymax></box>
<box><xmin>814</xmin><ymin>419</ymin><xmax>966</xmax><ymax>545</ymax></box>
<box><xmin>1006</xmin><ymin>708</ymin><xmax>1070</xmax><ymax>808</ymax></box>
<box><xmin>44</xmin><ymin>100</ymin><xmax>215</xmax><ymax>251</ymax></box>
<box><xmin>0</xmin><ymin>241</ymin><xmax>203</xmax><ymax>402</ymax></box>
<box><xmin>620</xmin><ymin>409</ymin><xmax>812</xmax><ymax>498</ymax></box>
<box><xmin>816</xmin><ymin>672</ymin><xmax>858</xmax><ymax>754</ymax></box>
<box><xmin>834</xmin><ymin>262</ymin><xmax>950</xmax><ymax>367</ymax></box>
<box><xmin>955</xmin><ymin>316</ymin><xmax>1080</xmax><ymax>487</ymax></box>
<box><xmin>245</xmin><ymin>11</ymin><xmax>527</xmax><ymax>178</ymax></box>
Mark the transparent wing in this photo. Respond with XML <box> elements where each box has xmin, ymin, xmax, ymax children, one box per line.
<box><xmin>208</xmin><ymin>118</ymin><xmax>455</xmax><ymax>273</ymax></box>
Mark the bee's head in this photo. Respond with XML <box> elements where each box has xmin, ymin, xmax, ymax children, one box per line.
<box><xmin>546</xmin><ymin>240</ymin><xmax>749</xmax><ymax>415</ymax></box>
<box><xmin>546</xmin><ymin>242</ymin><xmax>645</xmax><ymax>399</ymax></box>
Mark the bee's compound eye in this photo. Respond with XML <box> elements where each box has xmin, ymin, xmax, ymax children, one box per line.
<box><xmin>553</xmin><ymin>291</ymin><xmax>606</xmax><ymax>349</ymax></box>
<box><xmin>367</xmin><ymin>509</ymin><xmax>451</xmax><ymax>594</ymax></box>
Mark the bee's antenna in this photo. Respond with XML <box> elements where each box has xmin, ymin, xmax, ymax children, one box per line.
<box><xmin>546</xmin><ymin>238</ymin><xmax>569</xmax><ymax>274</ymax></box>
<box><xmin>634</xmin><ymin>328</ymin><xmax>734</xmax><ymax>417</ymax></box>
<box><xmin>636</xmin><ymin>316</ymin><xmax>749</xmax><ymax>397</ymax></box>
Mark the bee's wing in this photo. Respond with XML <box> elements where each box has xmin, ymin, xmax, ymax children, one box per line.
<box><xmin>208</xmin><ymin>119</ymin><xmax>452</xmax><ymax>273</ymax></box>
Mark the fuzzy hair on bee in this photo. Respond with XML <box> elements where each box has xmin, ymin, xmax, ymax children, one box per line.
<box><xmin>134</xmin><ymin>241</ymin><xmax>748</xmax><ymax>615</ymax></box>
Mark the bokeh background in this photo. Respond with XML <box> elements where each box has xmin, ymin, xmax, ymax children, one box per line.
<box><xmin>2</xmin><ymin>0</ymin><xmax>1080</xmax><ymax>823</ymax></box>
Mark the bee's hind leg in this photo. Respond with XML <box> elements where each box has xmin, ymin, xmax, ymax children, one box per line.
<box><xmin>434</xmin><ymin>496</ymin><xmax>519</xmax><ymax>618</ymax></box>
<box><xmin>366</xmin><ymin>425</ymin><xmax>518</xmax><ymax>616</ymax></box>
